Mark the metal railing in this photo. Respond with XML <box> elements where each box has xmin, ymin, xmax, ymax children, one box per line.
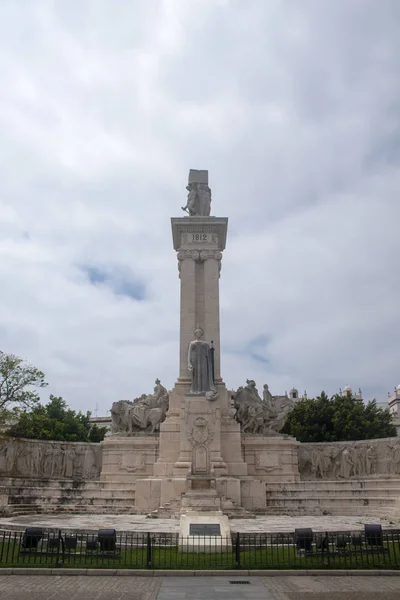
<box><xmin>0</xmin><ymin>528</ymin><xmax>399</xmax><ymax>570</ymax></box>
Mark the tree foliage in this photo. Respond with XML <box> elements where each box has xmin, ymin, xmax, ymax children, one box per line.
<box><xmin>0</xmin><ymin>351</ymin><xmax>47</xmax><ymax>417</ymax></box>
<box><xmin>281</xmin><ymin>391</ymin><xmax>397</xmax><ymax>442</ymax></box>
<box><xmin>88</xmin><ymin>423</ymin><xmax>107</xmax><ymax>443</ymax></box>
<box><xmin>5</xmin><ymin>395</ymin><xmax>107</xmax><ymax>443</ymax></box>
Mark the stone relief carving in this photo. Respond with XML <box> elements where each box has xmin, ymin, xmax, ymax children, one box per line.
<box><xmin>188</xmin><ymin>417</ymin><xmax>214</xmax><ymax>446</ymax></box>
<box><xmin>118</xmin><ymin>451</ymin><xmax>146</xmax><ymax>472</ymax></box>
<box><xmin>187</xmin><ymin>325</ymin><xmax>218</xmax><ymax>400</ymax></box>
<box><xmin>255</xmin><ymin>452</ymin><xmax>282</xmax><ymax>472</ymax></box>
<box><xmin>181</xmin><ymin>182</ymin><xmax>211</xmax><ymax>216</ymax></box>
<box><xmin>299</xmin><ymin>438</ymin><xmax>400</xmax><ymax>480</ymax></box>
<box><xmin>177</xmin><ymin>249</ymin><xmax>223</xmax><ymax>277</ymax></box>
<box><xmin>0</xmin><ymin>437</ymin><xmax>101</xmax><ymax>480</ymax></box>
<box><xmin>188</xmin><ymin>416</ymin><xmax>214</xmax><ymax>476</ymax></box>
<box><xmin>177</xmin><ymin>249</ymin><xmax>222</xmax><ymax>262</ymax></box>
<box><xmin>233</xmin><ymin>380</ymin><xmax>294</xmax><ymax>436</ymax></box>
<box><xmin>110</xmin><ymin>378</ymin><xmax>169</xmax><ymax>436</ymax></box>
<box><xmin>193</xmin><ymin>444</ymin><xmax>208</xmax><ymax>473</ymax></box>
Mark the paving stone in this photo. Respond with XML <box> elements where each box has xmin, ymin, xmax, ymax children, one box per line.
<box><xmin>1</xmin><ymin>575</ymin><xmax>400</xmax><ymax>599</ymax></box>
<box><xmin>1</xmin><ymin>513</ymin><xmax>400</xmax><ymax>534</ymax></box>
<box><xmin>0</xmin><ymin>575</ymin><xmax>162</xmax><ymax>600</ymax></box>
<box><xmin>260</xmin><ymin>575</ymin><xmax>400</xmax><ymax>600</ymax></box>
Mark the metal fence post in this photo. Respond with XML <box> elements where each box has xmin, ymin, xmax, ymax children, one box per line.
<box><xmin>146</xmin><ymin>532</ymin><xmax>152</xmax><ymax>568</ymax></box>
<box><xmin>55</xmin><ymin>529</ymin><xmax>64</xmax><ymax>568</ymax></box>
<box><xmin>325</xmin><ymin>532</ymin><xmax>331</xmax><ymax>568</ymax></box>
<box><xmin>235</xmin><ymin>532</ymin><xmax>241</xmax><ymax>569</ymax></box>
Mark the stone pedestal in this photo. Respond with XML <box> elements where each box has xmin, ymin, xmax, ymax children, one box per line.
<box><xmin>100</xmin><ymin>436</ymin><xmax>159</xmax><ymax>484</ymax></box>
<box><xmin>242</xmin><ymin>435</ymin><xmax>300</xmax><ymax>483</ymax></box>
<box><xmin>173</xmin><ymin>394</ymin><xmax>227</xmax><ymax>477</ymax></box>
<box><xmin>179</xmin><ymin>512</ymin><xmax>232</xmax><ymax>553</ymax></box>
<box><xmin>154</xmin><ymin>380</ymin><xmax>247</xmax><ymax>469</ymax></box>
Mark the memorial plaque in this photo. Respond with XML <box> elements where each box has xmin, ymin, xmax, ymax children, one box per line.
<box><xmin>189</xmin><ymin>524</ymin><xmax>221</xmax><ymax>536</ymax></box>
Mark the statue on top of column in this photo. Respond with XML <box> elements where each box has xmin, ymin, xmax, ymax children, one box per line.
<box><xmin>187</xmin><ymin>324</ymin><xmax>218</xmax><ymax>401</ymax></box>
<box><xmin>181</xmin><ymin>169</ymin><xmax>212</xmax><ymax>217</ymax></box>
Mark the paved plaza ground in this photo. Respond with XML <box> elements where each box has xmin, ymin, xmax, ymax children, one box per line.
<box><xmin>1</xmin><ymin>513</ymin><xmax>400</xmax><ymax>533</ymax></box>
<box><xmin>1</xmin><ymin>575</ymin><xmax>400</xmax><ymax>600</ymax></box>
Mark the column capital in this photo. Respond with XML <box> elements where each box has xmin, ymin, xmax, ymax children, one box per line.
<box><xmin>177</xmin><ymin>249</ymin><xmax>223</xmax><ymax>262</ymax></box>
<box><xmin>177</xmin><ymin>249</ymin><xmax>223</xmax><ymax>276</ymax></box>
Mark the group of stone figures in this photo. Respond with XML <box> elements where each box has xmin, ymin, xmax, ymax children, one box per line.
<box><xmin>0</xmin><ymin>438</ymin><xmax>100</xmax><ymax>480</ymax></box>
<box><xmin>110</xmin><ymin>379</ymin><xmax>169</xmax><ymax>435</ymax></box>
<box><xmin>232</xmin><ymin>379</ymin><xmax>294</xmax><ymax>436</ymax></box>
<box><xmin>300</xmin><ymin>440</ymin><xmax>400</xmax><ymax>479</ymax></box>
<box><xmin>181</xmin><ymin>182</ymin><xmax>211</xmax><ymax>216</ymax></box>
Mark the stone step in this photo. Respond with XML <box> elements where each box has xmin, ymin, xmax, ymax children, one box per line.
<box><xmin>265</xmin><ymin>500</ymin><xmax>400</xmax><ymax>517</ymax></box>
<box><xmin>3</xmin><ymin>489</ymin><xmax>136</xmax><ymax>500</ymax></box>
<box><xmin>266</xmin><ymin>479</ymin><xmax>400</xmax><ymax>490</ymax></box>
<box><xmin>181</xmin><ymin>498</ymin><xmax>221</xmax><ymax>509</ymax></box>
<box><xmin>2</xmin><ymin>504</ymin><xmax>134</xmax><ymax>516</ymax></box>
<box><xmin>7</xmin><ymin>496</ymin><xmax>134</xmax><ymax>507</ymax></box>
<box><xmin>263</xmin><ymin>508</ymin><xmax>400</xmax><ymax>518</ymax></box>
<box><xmin>0</xmin><ymin>481</ymin><xmax>137</xmax><ymax>492</ymax></box>
<box><xmin>266</xmin><ymin>489</ymin><xmax>400</xmax><ymax>498</ymax></box>
<box><xmin>100</xmin><ymin>476</ymin><xmax>147</xmax><ymax>484</ymax></box>
<box><xmin>266</xmin><ymin>495</ymin><xmax>399</xmax><ymax>504</ymax></box>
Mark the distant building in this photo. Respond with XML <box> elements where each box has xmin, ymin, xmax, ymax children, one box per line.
<box><xmin>89</xmin><ymin>415</ymin><xmax>112</xmax><ymax>431</ymax></box>
<box><xmin>341</xmin><ymin>384</ymin><xmax>400</xmax><ymax>436</ymax></box>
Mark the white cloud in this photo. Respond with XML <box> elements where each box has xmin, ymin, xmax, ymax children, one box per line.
<box><xmin>0</xmin><ymin>0</ymin><xmax>399</xmax><ymax>415</ymax></box>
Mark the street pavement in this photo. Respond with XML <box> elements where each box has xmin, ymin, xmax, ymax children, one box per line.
<box><xmin>1</xmin><ymin>575</ymin><xmax>400</xmax><ymax>600</ymax></box>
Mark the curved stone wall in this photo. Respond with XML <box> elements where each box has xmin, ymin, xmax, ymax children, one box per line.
<box><xmin>0</xmin><ymin>436</ymin><xmax>102</xmax><ymax>480</ymax></box>
<box><xmin>299</xmin><ymin>436</ymin><xmax>400</xmax><ymax>480</ymax></box>
<box><xmin>2</xmin><ymin>434</ymin><xmax>400</xmax><ymax>483</ymax></box>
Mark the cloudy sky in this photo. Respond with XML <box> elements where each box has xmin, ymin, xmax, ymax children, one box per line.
<box><xmin>1</xmin><ymin>0</ymin><xmax>399</xmax><ymax>416</ymax></box>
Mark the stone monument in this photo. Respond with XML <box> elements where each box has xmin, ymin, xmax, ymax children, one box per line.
<box><xmin>100</xmin><ymin>169</ymin><xmax>299</xmax><ymax>517</ymax></box>
<box><xmin>6</xmin><ymin>170</ymin><xmax>398</xmax><ymax>522</ymax></box>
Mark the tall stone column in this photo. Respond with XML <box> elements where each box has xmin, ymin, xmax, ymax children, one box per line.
<box><xmin>203</xmin><ymin>252</ymin><xmax>222</xmax><ymax>382</ymax></box>
<box><xmin>172</xmin><ymin>219</ymin><xmax>228</xmax><ymax>386</ymax></box>
<box><xmin>155</xmin><ymin>169</ymin><xmax>248</xmax><ymax>492</ymax></box>
<box><xmin>177</xmin><ymin>254</ymin><xmax>197</xmax><ymax>383</ymax></box>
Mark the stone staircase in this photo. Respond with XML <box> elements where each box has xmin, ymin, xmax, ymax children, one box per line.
<box><xmin>265</xmin><ymin>478</ymin><xmax>400</xmax><ymax>517</ymax></box>
<box><xmin>148</xmin><ymin>493</ymin><xmax>254</xmax><ymax>519</ymax></box>
<box><xmin>0</xmin><ymin>478</ymin><xmax>136</xmax><ymax>516</ymax></box>
<box><xmin>181</xmin><ymin>488</ymin><xmax>222</xmax><ymax>512</ymax></box>
<box><xmin>220</xmin><ymin>495</ymin><xmax>255</xmax><ymax>518</ymax></box>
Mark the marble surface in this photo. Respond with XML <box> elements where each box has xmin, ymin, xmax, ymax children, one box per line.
<box><xmin>1</xmin><ymin>513</ymin><xmax>399</xmax><ymax>533</ymax></box>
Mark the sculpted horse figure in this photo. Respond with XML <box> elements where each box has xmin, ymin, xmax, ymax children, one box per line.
<box><xmin>263</xmin><ymin>396</ymin><xmax>294</xmax><ymax>435</ymax></box>
<box><xmin>233</xmin><ymin>381</ymin><xmax>294</xmax><ymax>436</ymax></box>
<box><xmin>233</xmin><ymin>381</ymin><xmax>265</xmax><ymax>427</ymax></box>
<box><xmin>110</xmin><ymin>379</ymin><xmax>169</xmax><ymax>435</ymax></box>
<box><xmin>111</xmin><ymin>401</ymin><xmax>135</xmax><ymax>434</ymax></box>
<box><xmin>146</xmin><ymin>396</ymin><xmax>169</xmax><ymax>434</ymax></box>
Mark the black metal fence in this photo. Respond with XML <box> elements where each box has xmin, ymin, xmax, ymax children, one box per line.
<box><xmin>1</xmin><ymin>527</ymin><xmax>400</xmax><ymax>570</ymax></box>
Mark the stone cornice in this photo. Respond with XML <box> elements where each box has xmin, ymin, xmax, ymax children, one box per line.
<box><xmin>171</xmin><ymin>216</ymin><xmax>228</xmax><ymax>251</ymax></box>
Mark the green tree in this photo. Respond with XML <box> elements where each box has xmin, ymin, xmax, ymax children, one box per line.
<box><xmin>0</xmin><ymin>351</ymin><xmax>47</xmax><ymax>422</ymax></box>
<box><xmin>88</xmin><ymin>423</ymin><xmax>108</xmax><ymax>442</ymax></box>
<box><xmin>281</xmin><ymin>391</ymin><xmax>396</xmax><ymax>442</ymax></box>
<box><xmin>5</xmin><ymin>395</ymin><xmax>106</xmax><ymax>443</ymax></box>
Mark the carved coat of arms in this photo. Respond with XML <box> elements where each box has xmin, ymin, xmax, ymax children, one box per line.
<box><xmin>188</xmin><ymin>417</ymin><xmax>213</xmax><ymax>446</ymax></box>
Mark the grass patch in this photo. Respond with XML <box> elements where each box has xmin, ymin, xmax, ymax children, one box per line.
<box><xmin>1</xmin><ymin>540</ymin><xmax>400</xmax><ymax>570</ymax></box>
